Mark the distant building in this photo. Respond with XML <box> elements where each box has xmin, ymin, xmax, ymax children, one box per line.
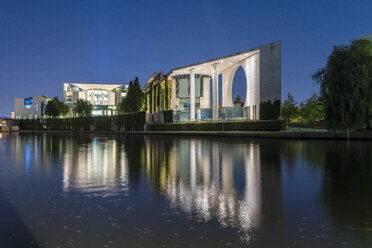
<box><xmin>14</xmin><ymin>96</ymin><xmax>51</xmax><ymax>119</ymax></box>
<box><xmin>63</xmin><ymin>83</ymin><xmax>128</xmax><ymax>116</ymax></box>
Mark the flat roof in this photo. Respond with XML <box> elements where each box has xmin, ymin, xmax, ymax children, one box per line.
<box><xmin>167</xmin><ymin>41</ymin><xmax>280</xmax><ymax>77</ymax></box>
<box><xmin>64</xmin><ymin>83</ymin><xmax>128</xmax><ymax>91</ymax></box>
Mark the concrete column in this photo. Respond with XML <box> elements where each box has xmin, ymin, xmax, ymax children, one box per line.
<box><xmin>212</xmin><ymin>63</ymin><xmax>219</xmax><ymax>120</ymax></box>
<box><xmin>190</xmin><ymin>68</ymin><xmax>195</xmax><ymax>121</ymax></box>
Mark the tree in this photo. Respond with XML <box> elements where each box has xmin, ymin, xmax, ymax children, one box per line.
<box><xmin>233</xmin><ymin>94</ymin><xmax>242</xmax><ymax>106</ymax></box>
<box><xmin>75</xmin><ymin>99</ymin><xmax>92</xmax><ymax>117</ymax></box>
<box><xmin>118</xmin><ymin>77</ymin><xmax>144</xmax><ymax>113</ymax></box>
<box><xmin>300</xmin><ymin>93</ymin><xmax>325</xmax><ymax>130</ymax></box>
<box><xmin>59</xmin><ymin>100</ymin><xmax>69</xmax><ymax>117</ymax></box>
<box><xmin>45</xmin><ymin>97</ymin><xmax>60</xmax><ymax>118</ymax></box>
<box><xmin>281</xmin><ymin>93</ymin><xmax>299</xmax><ymax>123</ymax></box>
<box><xmin>313</xmin><ymin>36</ymin><xmax>372</xmax><ymax>131</ymax></box>
<box><xmin>45</xmin><ymin>97</ymin><xmax>69</xmax><ymax>118</ymax></box>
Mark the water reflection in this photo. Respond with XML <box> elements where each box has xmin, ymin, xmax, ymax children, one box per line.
<box><xmin>141</xmin><ymin>137</ymin><xmax>275</xmax><ymax>244</ymax></box>
<box><xmin>0</xmin><ymin>134</ymin><xmax>371</xmax><ymax>247</ymax></box>
<box><xmin>63</xmin><ymin>138</ymin><xmax>129</xmax><ymax>196</ymax></box>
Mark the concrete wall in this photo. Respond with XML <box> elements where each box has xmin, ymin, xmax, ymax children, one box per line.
<box><xmin>221</xmin><ymin>52</ymin><xmax>260</xmax><ymax>119</ymax></box>
<box><xmin>14</xmin><ymin>96</ymin><xmax>49</xmax><ymax>119</ymax></box>
<box><xmin>259</xmin><ymin>41</ymin><xmax>281</xmax><ymax>104</ymax></box>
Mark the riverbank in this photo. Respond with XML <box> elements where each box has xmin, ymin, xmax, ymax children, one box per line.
<box><xmin>12</xmin><ymin>129</ymin><xmax>372</xmax><ymax>140</ymax></box>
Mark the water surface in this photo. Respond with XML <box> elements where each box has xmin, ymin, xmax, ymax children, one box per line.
<box><xmin>0</xmin><ymin>133</ymin><xmax>371</xmax><ymax>247</ymax></box>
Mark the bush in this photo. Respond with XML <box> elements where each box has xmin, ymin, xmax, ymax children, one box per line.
<box><xmin>22</xmin><ymin>113</ymin><xmax>147</xmax><ymax>132</ymax></box>
<box><xmin>260</xmin><ymin>99</ymin><xmax>281</xmax><ymax>120</ymax></box>
<box><xmin>162</xmin><ymin>110</ymin><xmax>173</xmax><ymax>123</ymax></box>
<box><xmin>150</xmin><ymin>120</ymin><xmax>286</xmax><ymax>131</ymax></box>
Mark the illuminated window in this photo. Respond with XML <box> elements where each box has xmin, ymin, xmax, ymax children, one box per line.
<box><xmin>24</xmin><ymin>97</ymin><xmax>33</xmax><ymax>109</ymax></box>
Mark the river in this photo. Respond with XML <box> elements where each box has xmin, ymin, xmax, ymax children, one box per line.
<box><xmin>0</xmin><ymin>133</ymin><xmax>371</xmax><ymax>247</ymax></box>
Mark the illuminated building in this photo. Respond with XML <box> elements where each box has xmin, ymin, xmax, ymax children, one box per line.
<box><xmin>63</xmin><ymin>83</ymin><xmax>128</xmax><ymax>116</ymax></box>
<box><xmin>14</xmin><ymin>96</ymin><xmax>51</xmax><ymax>119</ymax></box>
<box><xmin>144</xmin><ymin>41</ymin><xmax>281</xmax><ymax>122</ymax></box>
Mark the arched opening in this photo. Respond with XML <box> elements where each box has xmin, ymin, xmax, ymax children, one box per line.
<box><xmin>231</xmin><ymin>66</ymin><xmax>247</xmax><ymax>107</ymax></box>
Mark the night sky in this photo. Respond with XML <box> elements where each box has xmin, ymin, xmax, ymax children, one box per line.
<box><xmin>0</xmin><ymin>0</ymin><xmax>371</xmax><ymax>115</ymax></box>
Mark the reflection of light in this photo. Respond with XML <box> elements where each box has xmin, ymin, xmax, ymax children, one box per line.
<box><xmin>63</xmin><ymin>139</ymin><xmax>128</xmax><ymax>196</ymax></box>
<box><xmin>34</xmin><ymin>137</ymin><xmax>38</xmax><ymax>168</ymax></box>
<box><xmin>157</xmin><ymin>140</ymin><xmax>261</xmax><ymax>243</ymax></box>
<box><xmin>25</xmin><ymin>142</ymin><xmax>30</xmax><ymax>173</ymax></box>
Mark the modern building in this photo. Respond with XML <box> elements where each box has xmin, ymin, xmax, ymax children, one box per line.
<box><xmin>144</xmin><ymin>41</ymin><xmax>281</xmax><ymax>122</ymax></box>
<box><xmin>14</xmin><ymin>96</ymin><xmax>51</xmax><ymax>119</ymax></box>
<box><xmin>63</xmin><ymin>83</ymin><xmax>128</xmax><ymax>116</ymax></box>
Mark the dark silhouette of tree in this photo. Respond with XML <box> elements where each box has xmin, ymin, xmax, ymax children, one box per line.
<box><xmin>313</xmin><ymin>36</ymin><xmax>372</xmax><ymax>131</ymax></box>
<box><xmin>75</xmin><ymin>99</ymin><xmax>92</xmax><ymax>117</ymax></box>
<box><xmin>118</xmin><ymin>77</ymin><xmax>144</xmax><ymax>113</ymax></box>
<box><xmin>233</xmin><ymin>94</ymin><xmax>242</xmax><ymax>106</ymax></box>
<box><xmin>46</xmin><ymin>97</ymin><xmax>69</xmax><ymax>118</ymax></box>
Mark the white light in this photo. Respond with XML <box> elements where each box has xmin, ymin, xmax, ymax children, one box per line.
<box><xmin>204</xmin><ymin>70</ymin><xmax>206</xmax><ymax>73</ymax></box>
<box><xmin>220</xmin><ymin>60</ymin><xmax>224</xmax><ymax>63</ymax></box>
<box><xmin>203</xmin><ymin>63</ymin><xmax>206</xmax><ymax>66</ymax></box>
<box><xmin>240</xmin><ymin>56</ymin><xmax>243</xmax><ymax>59</ymax></box>
<box><xmin>229</xmin><ymin>62</ymin><xmax>232</xmax><ymax>65</ymax></box>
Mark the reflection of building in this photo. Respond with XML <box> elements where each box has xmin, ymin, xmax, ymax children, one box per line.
<box><xmin>63</xmin><ymin>83</ymin><xmax>128</xmax><ymax>116</ymax></box>
<box><xmin>62</xmin><ymin>138</ymin><xmax>128</xmax><ymax>196</ymax></box>
<box><xmin>144</xmin><ymin>41</ymin><xmax>281</xmax><ymax>122</ymax></box>
<box><xmin>14</xmin><ymin>96</ymin><xmax>50</xmax><ymax>119</ymax></box>
<box><xmin>144</xmin><ymin>137</ymin><xmax>264</xmax><ymax>244</ymax></box>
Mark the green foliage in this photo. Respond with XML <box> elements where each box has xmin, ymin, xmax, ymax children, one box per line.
<box><xmin>313</xmin><ymin>36</ymin><xmax>372</xmax><ymax>130</ymax></box>
<box><xmin>46</xmin><ymin>97</ymin><xmax>69</xmax><ymax>118</ymax></box>
<box><xmin>260</xmin><ymin>99</ymin><xmax>281</xmax><ymax>120</ymax></box>
<box><xmin>281</xmin><ymin>93</ymin><xmax>299</xmax><ymax>123</ymax></box>
<box><xmin>75</xmin><ymin>99</ymin><xmax>92</xmax><ymax>117</ymax></box>
<box><xmin>59</xmin><ymin>101</ymin><xmax>69</xmax><ymax>117</ymax></box>
<box><xmin>151</xmin><ymin>120</ymin><xmax>286</xmax><ymax>131</ymax></box>
<box><xmin>233</xmin><ymin>95</ymin><xmax>242</xmax><ymax>106</ymax></box>
<box><xmin>140</xmin><ymin>94</ymin><xmax>148</xmax><ymax>113</ymax></box>
<box><xmin>44</xmin><ymin>113</ymin><xmax>146</xmax><ymax>131</ymax></box>
<box><xmin>299</xmin><ymin>93</ymin><xmax>325</xmax><ymax>127</ymax></box>
<box><xmin>118</xmin><ymin>77</ymin><xmax>144</xmax><ymax>114</ymax></box>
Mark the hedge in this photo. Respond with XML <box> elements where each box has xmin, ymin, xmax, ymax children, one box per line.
<box><xmin>18</xmin><ymin>120</ymin><xmax>43</xmax><ymax>130</ymax></box>
<box><xmin>19</xmin><ymin>112</ymin><xmax>146</xmax><ymax>131</ymax></box>
<box><xmin>150</xmin><ymin>120</ymin><xmax>286</xmax><ymax>131</ymax></box>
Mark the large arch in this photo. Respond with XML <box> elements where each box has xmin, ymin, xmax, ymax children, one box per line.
<box><xmin>221</xmin><ymin>53</ymin><xmax>260</xmax><ymax>115</ymax></box>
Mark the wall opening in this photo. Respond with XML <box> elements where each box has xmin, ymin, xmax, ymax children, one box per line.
<box><xmin>232</xmin><ymin>66</ymin><xmax>247</xmax><ymax>106</ymax></box>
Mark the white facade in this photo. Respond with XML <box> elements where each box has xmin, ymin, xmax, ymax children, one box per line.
<box><xmin>168</xmin><ymin>41</ymin><xmax>281</xmax><ymax>121</ymax></box>
<box><xmin>14</xmin><ymin>96</ymin><xmax>51</xmax><ymax>119</ymax></box>
<box><xmin>63</xmin><ymin>83</ymin><xmax>128</xmax><ymax>116</ymax></box>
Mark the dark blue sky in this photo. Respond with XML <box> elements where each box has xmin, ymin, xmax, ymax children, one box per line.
<box><xmin>0</xmin><ymin>0</ymin><xmax>371</xmax><ymax>114</ymax></box>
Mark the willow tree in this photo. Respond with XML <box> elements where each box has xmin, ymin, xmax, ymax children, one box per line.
<box><xmin>313</xmin><ymin>36</ymin><xmax>372</xmax><ymax>131</ymax></box>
